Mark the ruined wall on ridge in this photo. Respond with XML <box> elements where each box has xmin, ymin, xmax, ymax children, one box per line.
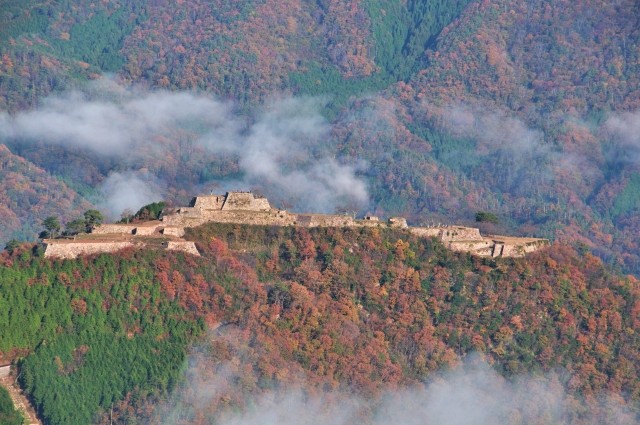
<box><xmin>84</xmin><ymin>192</ymin><xmax>549</xmax><ymax>260</ymax></box>
<box><xmin>133</xmin><ymin>225</ymin><xmax>160</xmax><ymax>235</ymax></box>
<box><xmin>190</xmin><ymin>195</ymin><xmax>225</xmax><ymax>210</ymax></box>
<box><xmin>222</xmin><ymin>192</ymin><xmax>271</xmax><ymax>211</ymax></box>
<box><xmin>165</xmin><ymin>241</ymin><xmax>200</xmax><ymax>256</ymax></box>
<box><xmin>501</xmin><ymin>239</ymin><xmax>550</xmax><ymax>257</ymax></box>
<box><xmin>295</xmin><ymin>214</ymin><xmax>355</xmax><ymax>227</ymax></box>
<box><xmin>44</xmin><ymin>241</ymin><xmax>135</xmax><ymax>259</ymax></box>
<box><xmin>409</xmin><ymin>227</ymin><xmax>443</xmax><ymax>238</ymax></box>
<box><xmin>448</xmin><ymin>240</ymin><xmax>494</xmax><ymax>254</ymax></box>
<box><xmin>163</xmin><ymin>210</ymin><xmax>294</xmax><ymax>227</ymax></box>
<box><xmin>438</xmin><ymin>227</ymin><xmax>483</xmax><ymax>242</ymax></box>
<box><xmin>93</xmin><ymin>224</ymin><xmax>136</xmax><ymax>234</ymax></box>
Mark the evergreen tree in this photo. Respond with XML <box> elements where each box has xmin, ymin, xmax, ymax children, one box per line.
<box><xmin>42</xmin><ymin>216</ymin><xmax>61</xmax><ymax>239</ymax></box>
<box><xmin>83</xmin><ymin>210</ymin><xmax>104</xmax><ymax>232</ymax></box>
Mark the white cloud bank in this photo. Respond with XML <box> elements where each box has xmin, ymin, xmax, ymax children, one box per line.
<box><xmin>98</xmin><ymin>171</ymin><xmax>165</xmax><ymax>220</ymax></box>
<box><xmin>152</xmin><ymin>349</ymin><xmax>637</xmax><ymax>425</ymax></box>
<box><xmin>0</xmin><ymin>81</ymin><xmax>369</xmax><ymax>214</ymax></box>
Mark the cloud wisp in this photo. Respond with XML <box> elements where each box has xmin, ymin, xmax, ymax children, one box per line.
<box><xmin>602</xmin><ymin>109</ymin><xmax>640</xmax><ymax>165</ymax></box>
<box><xmin>0</xmin><ymin>81</ymin><xmax>369</xmax><ymax>214</ymax></box>
<box><xmin>151</xmin><ymin>344</ymin><xmax>637</xmax><ymax>425</ymax></box>
<box><xmin>98</xmin><ymin>171</ymin><xmax>165</xmax><ymax>220</ymax></box>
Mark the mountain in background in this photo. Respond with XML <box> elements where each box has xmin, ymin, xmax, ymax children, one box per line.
<box><xmin>1</xmin><ymin>0</ymin><xmax>640</xmax><ymax>276</ymax></box>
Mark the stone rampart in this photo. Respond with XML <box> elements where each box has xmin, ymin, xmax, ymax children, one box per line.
<box><xmin>389</xmin><ymin>217</ymin><xmax>408</xmax><ymax>228</ymax></box>
<box><xmin>190</xmin><ymin>195</ymin><xmax>225</xmax><ymax>210</ymax></box>
<box><xmin>409</xmin><ymin>227</ymin><xmax>443</xmax><ymax>238</ymax></box>
<box><xmin>133</xmin><ymin>225</ymin><xmax>159</xmax><ymax>236</ymax></box>
<box><xmin>161</xmin><ymin>208</ymin><xmax>204</xmax><ymax>226</ymax></box>
<box><xmin>500</xmin><ymin>239</ymin><xmax>550</xmax><ymax>258</ymax></box>
<box><xmin>221</xmin><ymin>192</ymin><xmax>271</xmax><ymax>211</ymax></box>
<box><xmin>44</xmin><ymin>241</ymin><xmax>134</xmax><ymax>259</ymax></box>
<box><xmin>162</xmin><ymin>226</ymin><xmax>185</xmax><ymax>237</ymax></box>
<box><xmin>439</xmin><ymin>226</ymin><xmax>483</xmax><ymax>242</ymax></box>
<box><xmin>163</xmin><ymin>209</ymin><xmax>295</xmax><ymax>228</ymax></box>
<box><xmin>448</xmin><ymin>240</ymin><xmax>494</xmax><ymax>254</ymax></box>
<box><xmin>92</xmin><ymin>224</ymin><xmax>136</xmax><ymax>235</ymax></box>
<box><xmin>164</xmin><ymin>241</ymin><xmax>200</xmax><ymax>256</ymax></box>
<box><xmin>359</xmin><ymin>220</ymin><xmax>383</xmax><ymax>228</ymax></box>
<box><xmin>296</xmin><ymin>214</ymin><xmax>355</xmax><ymax>227</ymax></box>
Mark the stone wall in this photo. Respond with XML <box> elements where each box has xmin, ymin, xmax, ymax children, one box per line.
<box><xmin>296</xmin><ymin>214</ymin><xmax>355</xmax><ymax>227</ymax></box>
<box><xmin>190</xmin><ymin>195</ymin><xmax>225</xmax><ymax>210</ymax></box>
<box><xmin>44</xmin><ymin>241</ymin><xmax>134</xmax><ymax>259</ymax></box>
<box><xmin>163</xmin><ymin>209</ymin><xmax>294</xmax><ymax>228</ymax></box>
<box><xmin>409</xmin><ymin>227</ymin><xmax>443</xmax><ymax>238</ymax></box>
<box><xmin>161</xmin><ymin>226</ymin><xmax>185</xmax><ymax>237</ymax></box>
<box><xmin>164</xmin><ymin>241</ymin><xmax>200</xmax><ymax>256</ymax></box>
<box><xmin>439</xmin><ymin>226</ymin><xmax>483</xmax><ymax>242</ymax></box>
<box><xmin>160</xmin><ymin>208</ymin><xmax>204</xmax><ymax>226</ymax></box>
<box><xmin>358</xmin><ymin>220</ymin><xmax>383</xmax><ymax>228</ymax></box>
<box><xmin>189</xmin><ymin>192</ymin><xmax>271</xmax><ymax>212</ymax></box>
<box><xmin>92</xmin><ymin>224</ymin><xmax>136</xmax><ymax>234</ymax></box>
<box><xmin>221</xmin><ymin>192</ymin><xmax>271</xmax><ymax>211</ymax></box>
<box><xmin>389</xmin><ymin>217</ymin><xmax>408</xmax><ymax>228</ymax></box>
<box><xmin>501</xmin><ymin>239</ymin><xmax>550</xmax><ymax>257</ymax></box>
<box><xmin>448</xmin><ymin>240</ymin><xmax>494</xmax><ymax>254</ymax></box>
<box><xmin>133</xmin><ymin>225</ymin><xmax>159</xmax><ymax>235</ymax></box>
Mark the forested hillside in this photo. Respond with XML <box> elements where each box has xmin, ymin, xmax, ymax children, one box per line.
<box><xmin>1</xmin><ymin>225</ymin><xmax>638</xmax><ymax>424</ymax></box>
<box><xmin>0</xmin><ymin>0</ymin><xmax>640</xmax><ymax>273</ymax></box>
<box><xmin>0</xmin><ymin>244</ymin><xmax>205</xmax><ymax>424</ymax></box>
<box><xmin>1</xmin><ymin>0</ymin><xmax>640</xmax><ymax>275</ymax></box>
<box><xmin>0</xmin><ymin>144</ymin><xmax>91</xmax><ymax>243</ymax></box>
<box><xmin>2</xmin><ymin>1</ymin><xmax>640</xmax><ymax>423</ymax></box>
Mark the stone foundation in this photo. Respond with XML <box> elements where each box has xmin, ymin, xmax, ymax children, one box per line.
<box><xmin>44</xmin><ymin>241</ymin><xmax>135</xmax><ymax>259</ymax></box>
<box><xmin>133</xmin><ymin>225</ymin><xmax>159</xmax><ymax>235</ymax></box>
<box><xmin>92</xmin><ymin>224</ymin><xmax>136</xmax><ymax>234</ymax></box>
<box><xmin>164</xmin><ymin>241</ymin><xmax>200</xmax><ymax>256</ymax></box>
<box><xmin>162</xmin><ymin>226</ymin><xmax>185</xmax><ymax>237</ymax></box>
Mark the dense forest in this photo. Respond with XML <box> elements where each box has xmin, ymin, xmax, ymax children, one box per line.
<box><xmin>0</xmin><ymin>385</ymin><xmax>23</xmax><ymax>425</ymax></box>
<box><xmin>1</xmin><ymin>224</ymin><xmax>639</xmax><ymax>424</ymax></box>
<box><xmin>1</xmin><ymin>0</ymin><xmax>640</xmax><ymax>423</ymax></box>
<box><xmin>1</xmin><ymin>0</ymin><xmax>640</xmax><ymax>275</ymax></box>
<box><xmin>0</xmin><ymin>243</ymin><xmax>204</xmax><ymax>424</ymax></box>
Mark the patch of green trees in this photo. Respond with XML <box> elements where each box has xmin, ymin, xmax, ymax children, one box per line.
<box><xmin>0</xmin><ymin>248</ymin><xmax>202</xmax><ymax>425</ymax></box>
<box><xmin>0</xmin><ymin>386</ymin><xmax>23</xmax><ymax>425</ymax></box>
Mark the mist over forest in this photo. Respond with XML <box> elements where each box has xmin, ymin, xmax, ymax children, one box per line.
<box><xmin>1</xmin><ymin>0</ymin><xmax>640</xmax><ymax>424</ymax></box>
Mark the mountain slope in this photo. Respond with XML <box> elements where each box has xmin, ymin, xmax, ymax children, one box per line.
<box><xmin>0</xmin><ymin>144</ymin><xmax>91</xmax><ymax>243</ymax></box>
<box><xmin>1</xmin><ymin>0</ymin><xmax>640</xmax><ymax>274</ymax></box>
<box><xmin>2</xmin><ymin>224</ymin><xmax>638</xmax><ymax>424</ymax></box>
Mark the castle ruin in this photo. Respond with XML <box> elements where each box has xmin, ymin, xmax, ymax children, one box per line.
<box><xmin>43</xmin><ymin>191</ymin><xmax>549</xmax><ymax>259</ymax></box>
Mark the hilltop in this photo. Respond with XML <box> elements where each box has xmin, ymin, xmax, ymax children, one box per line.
<box><xmin>42</xmin><ymin>192</ymin><xmax>548</xmax><ymax>260</ymax></box>
<box><xmin>1</xmin><ymin>217</ymin><xmax>638</xmax><ymax>424</ymax></box>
